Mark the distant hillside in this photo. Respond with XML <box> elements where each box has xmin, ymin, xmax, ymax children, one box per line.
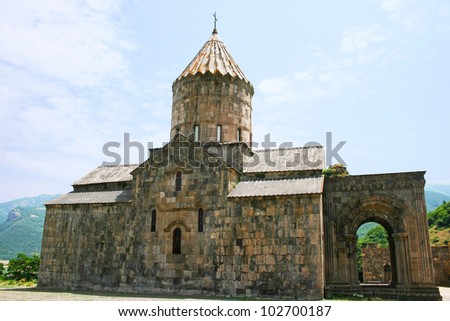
<box><xmin>0</xmin><ymin>194</ymin><xmax>61</xmax><ymax>260</ymax></box>
<box><xmin>425</xmin><ymin>190</ymin><xmax>450</xmax><ymax>212</ymax></box>
<box><xmin>357</xmin><ymin>222</ymin><xmax>378</xmax><ymax>237</ymax></box>
<box><xmin>0</xmin><ymin>194</ymin><xmax>60</xmax><ymax>222</ymax></box>
<box><xmin>427</xmin><ymin>201</ymin><xmax>450</xmax><ymax>246</ymax></box>
<box><xmin>426</xmin><ymin>183</ymin><xmax>450</xmax><ymax>196</ymax></box>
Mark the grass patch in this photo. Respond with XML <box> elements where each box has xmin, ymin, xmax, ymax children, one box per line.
<box><xmin>429</xmin><ymin>226</ymin><xmax>450</xmax><ymax>246</ymax></box>
<box><xmin>325</xmin><ymin>294</ymin><xmax>384</xmax><ymax>301</ymax></box>
<box><xmin>0</xmin><ymin>279</ymin><xmax>37</xmax><ymax>288</ymax></box>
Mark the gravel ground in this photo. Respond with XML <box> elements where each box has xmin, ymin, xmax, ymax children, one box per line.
<box><xmin>0</xmin><ymin>288</ymin><xmax>200</xmax><ymax>301</ymax></box>
<box><xmin>0</xmin><ymin>287</ymin><xmax>449</xmax><ymax>301</ymax></box>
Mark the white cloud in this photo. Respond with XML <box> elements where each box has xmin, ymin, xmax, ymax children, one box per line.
<box><xmin>437</xmin><ymin>2</ymin><xmax>450</xmax><ymax>33</ymax></box>
<box><xmin>258</xmin><ymin>77</ymin><xmax>294</xmax><ymax>96</ymax></box>
<box><xmin>340</xmin><ymin>25</ymin><xmax>388</xmax><ymax>53</ymax></box>
<box><xmin>378</xmin><ymin>0</ymin><xmax>422</xmax><ymax>31</ymax></box>
<box><xmin>380</xmin><ymin>0</ymin><xmax>409</xmax><ymax>12</ymax></box>
<box><xmin>257</xmin><ymin>62</ymin><xmax>358</xmax><ymax>112</ymax></box>
<box><xmin>0</xmin><ymin>0</ymin><xmax>157</xmax><ymax>201</ymax></box>
<box><xmin>257</xmin><ymin>77</ymin><xmax>297</xmax><ymax>104</ymax></box>
<box><xmin>293</xmin><ymin>72</ymin><xmax>312</xmax><ymax>81</ymax></box>
<box><xmin>0</xmin><ymin>0</ymin><xmax>133</xmax><ymax>87</ymax></box>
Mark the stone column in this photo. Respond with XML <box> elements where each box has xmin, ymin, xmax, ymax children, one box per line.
<box><xmin>392</xmin><ymin>232</ymin><xmax>411</xmax><ymax>286</ymax></box>
<box><xmin>388</xmin><ymin>236</ymin><xmax>398</xmax><ymax>285</ymax></box>
<box><xmin>413</xmin><ymin>186</ymin><xmax>435</xmax><ymax>285</ymax></box>
<box><xmin>345</xmin><ymin>234</ymin><xmax>359</xmax><ymax>285</ymax></box>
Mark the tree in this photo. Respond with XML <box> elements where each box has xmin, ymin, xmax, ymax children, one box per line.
<box><xmin>359</xmin><ymin>225</ymin><xmax>389</xmax><ymax>248</ymax></box>
<box><xmin>6</xmin><ymin>253</ymin><xmax>40</xmax><ymax>281</ymax></box>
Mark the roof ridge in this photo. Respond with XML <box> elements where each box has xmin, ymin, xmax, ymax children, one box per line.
<box><xmin>346</xmin><ymin>171</ymin><xmax>426</xmax><ymax>177</ymax></box>
<box><xmin>68</xmin><ymin>189</ymin><xmax>131</xmax><ymax>194</ymax></box>
<box><xmin>99</xmin><ymin>164</ymin><xmax>139</xmax><ymax>168</ymax></box>
<box><xmin>244</xmin><ymin>177</ymin><xmax>322</xmax><ymax>183</ymax></box>
<box><xmin>252</xmin><ymin>146</ymin><xmax>323</xmax><ymax>152</ymax></box>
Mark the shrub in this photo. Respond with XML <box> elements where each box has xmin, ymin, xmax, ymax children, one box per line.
<box><xmin>0</xmin><ymin>262</ymin><xmax>4</xmax><ymax>281</ymax></box>
<box><xmin>6</xmin><ymin>253</ymin><xmax>40</xmax><ymax>281</ymax></box>
<box><xmin>323</xmin><ymin>164</ymin><xmax>349</xmax><ymax>178</ymax></box>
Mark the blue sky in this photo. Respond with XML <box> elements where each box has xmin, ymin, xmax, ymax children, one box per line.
<box><xmin>0</xmin><ymin>0</ymin><xmax>449</xmax><ymax>202</ymax></box>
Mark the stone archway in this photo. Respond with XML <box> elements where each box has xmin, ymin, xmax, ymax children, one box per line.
<box><xmin>323</xmin><ymin>172</ymin><xmax>441</xmax><ymax>300</ymax></box>
<box><xmin>335</xmin><ymin>193</ymin><xmax>409</xmax><ymax>287</ymax></box>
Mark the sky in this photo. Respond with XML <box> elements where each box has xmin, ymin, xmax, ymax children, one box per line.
<box><xmin>0</xmin><ymin>0</ymin><xmax>449</xmax><ymax>202</ymax></box>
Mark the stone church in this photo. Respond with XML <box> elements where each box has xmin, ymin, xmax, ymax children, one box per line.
<box><xmin>39</xmin><ymin>27</ymin><xmax>441</xmax><ymax>300</ymax></box>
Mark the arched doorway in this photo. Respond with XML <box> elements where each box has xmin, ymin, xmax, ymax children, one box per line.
<box><xmin>356</xmin><ymin>221</ymin><xmax>393</xmax><ymax>285</ymax></box>
<box><xmin>331</xmin><ymin>194</ymin><xmax>409</xmax><ymax>288</ymax></box>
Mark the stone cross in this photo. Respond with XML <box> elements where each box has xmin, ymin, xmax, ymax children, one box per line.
<box><xmin>213</xmin><ymin>12</ymin><xmax>218</xmax><ymax>30</ymax></box>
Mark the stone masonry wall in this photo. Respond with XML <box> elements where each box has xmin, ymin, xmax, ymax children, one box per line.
<box><xmin>361</xmin><ymin>245</ymin><xmax>391</xmax><ymax>283</ymax></box>
<box><xmin>39</xmin><ymin>202</ymin><xmax>131</xmax><ymax>290</ymax></box>
<box><xmin>228</xmin><ymin>194</ymin><xmax>324</xmax><ymax>299</ymax></box>
<box><xmin>431</xmin><ymin>245</ymin><xmax>450</xmax><ymax>286</ymax></box>
<box><xmin>171</xmin><ymin>74</ymin><xmax>253</xmax><ymax>143</ymax></box>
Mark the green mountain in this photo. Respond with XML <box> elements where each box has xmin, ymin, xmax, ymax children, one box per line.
<box><xmin>0</xmin><ymin>194</ymin><xmax>60</xmax><ymax>260</ymax></box>
<box><xmin>427</xmin><ymin>201</ymin><xmax>450</xmax><ymax>230</ymax></box>
<box><xmin>425</xmin><ymin>190</ymin><xmax>450</xmax><ymax>212</ymax></box>
<box><xmin>0</xmin><ymin>194</ymin><xmax>60</xmax><ymax>222</ymax></box>
<box><xmin>426</xmin><ymin>183</ymin><xmax>450</xmax><ymax>197</ymax></box>
<box><xmin>357</xmin><ymin>222</ymin><xmax>378</xmax><ymax>237</ymax></box>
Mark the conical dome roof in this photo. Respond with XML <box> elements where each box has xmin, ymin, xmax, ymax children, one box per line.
<box><xmin>176</xmin><ymin>30</ymin><xmax>250</xmax><ymax>83</ymax></box>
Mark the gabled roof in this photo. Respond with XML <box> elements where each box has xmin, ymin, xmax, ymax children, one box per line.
<box><xmin>176</xmin><ymin>30</ymin><xmax>250</xmax><ymax>83</ymax></box>
<box><xmin>228</xmin><ymin>177</ymin><xmax>323</xmax><ymax>198</ymax></box>
<box><xmin>45</xmin><ymin>190</ymin><xmax>132</xmax><ymax>205</ymax></box>
<box><xmin>73</xmin><ymin>165</ymin><xmax>139</xmax><ymax>186</ymax></box>
<box><xmin>243</xmin><ymin>146</ymin><xmax>324</xmax><ymax>173</ymax></box>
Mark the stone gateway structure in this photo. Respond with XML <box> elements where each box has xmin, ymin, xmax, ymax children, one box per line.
<box><xmin>39</xmin><ymin>28</ymin><xmax>441</xmax><ymax>300</ymax></box>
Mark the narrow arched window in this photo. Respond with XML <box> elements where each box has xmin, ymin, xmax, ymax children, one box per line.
<box><xmin>194</xmin><ymin>125</ymin><xmax>199</xmax><ymax>142</ymax></box>
<box><xmin>198</xmin><ymin>208</ymin><xmax>204</xmax><ymax>232</ymax></box>
<box><xmin>172</xmin><ymin>228</ymin><xmax>181</xmax><ymax>254</ymax></box>
<box><xmin>216</xmin><ymin>125</ymin><xmax>222</xmax><ymax>142</ymax></box>
<box><xmin>150</xmin><ymin>210</ymin><xmax>156</xmax><ymax>232</ymax></box>
<box><xmin>237</xmin><ymin>128</ymin><xmax>241</xmax><ymax>142</ymax></box>
<box><xmin>175</xmin><ymin>171</ymin><xmax>182</xmax><ymax>192</ymax></box>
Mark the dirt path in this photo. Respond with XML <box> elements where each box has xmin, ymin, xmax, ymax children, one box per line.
<box><xmin>0</xmin><ymin>288</ymin><xmax>199</xmax><ymax>301</ymax></box>
<box><xmin>1</xmin><ymin>287</ymin><xmax>449</xmax><ymax>301</ymax></box>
